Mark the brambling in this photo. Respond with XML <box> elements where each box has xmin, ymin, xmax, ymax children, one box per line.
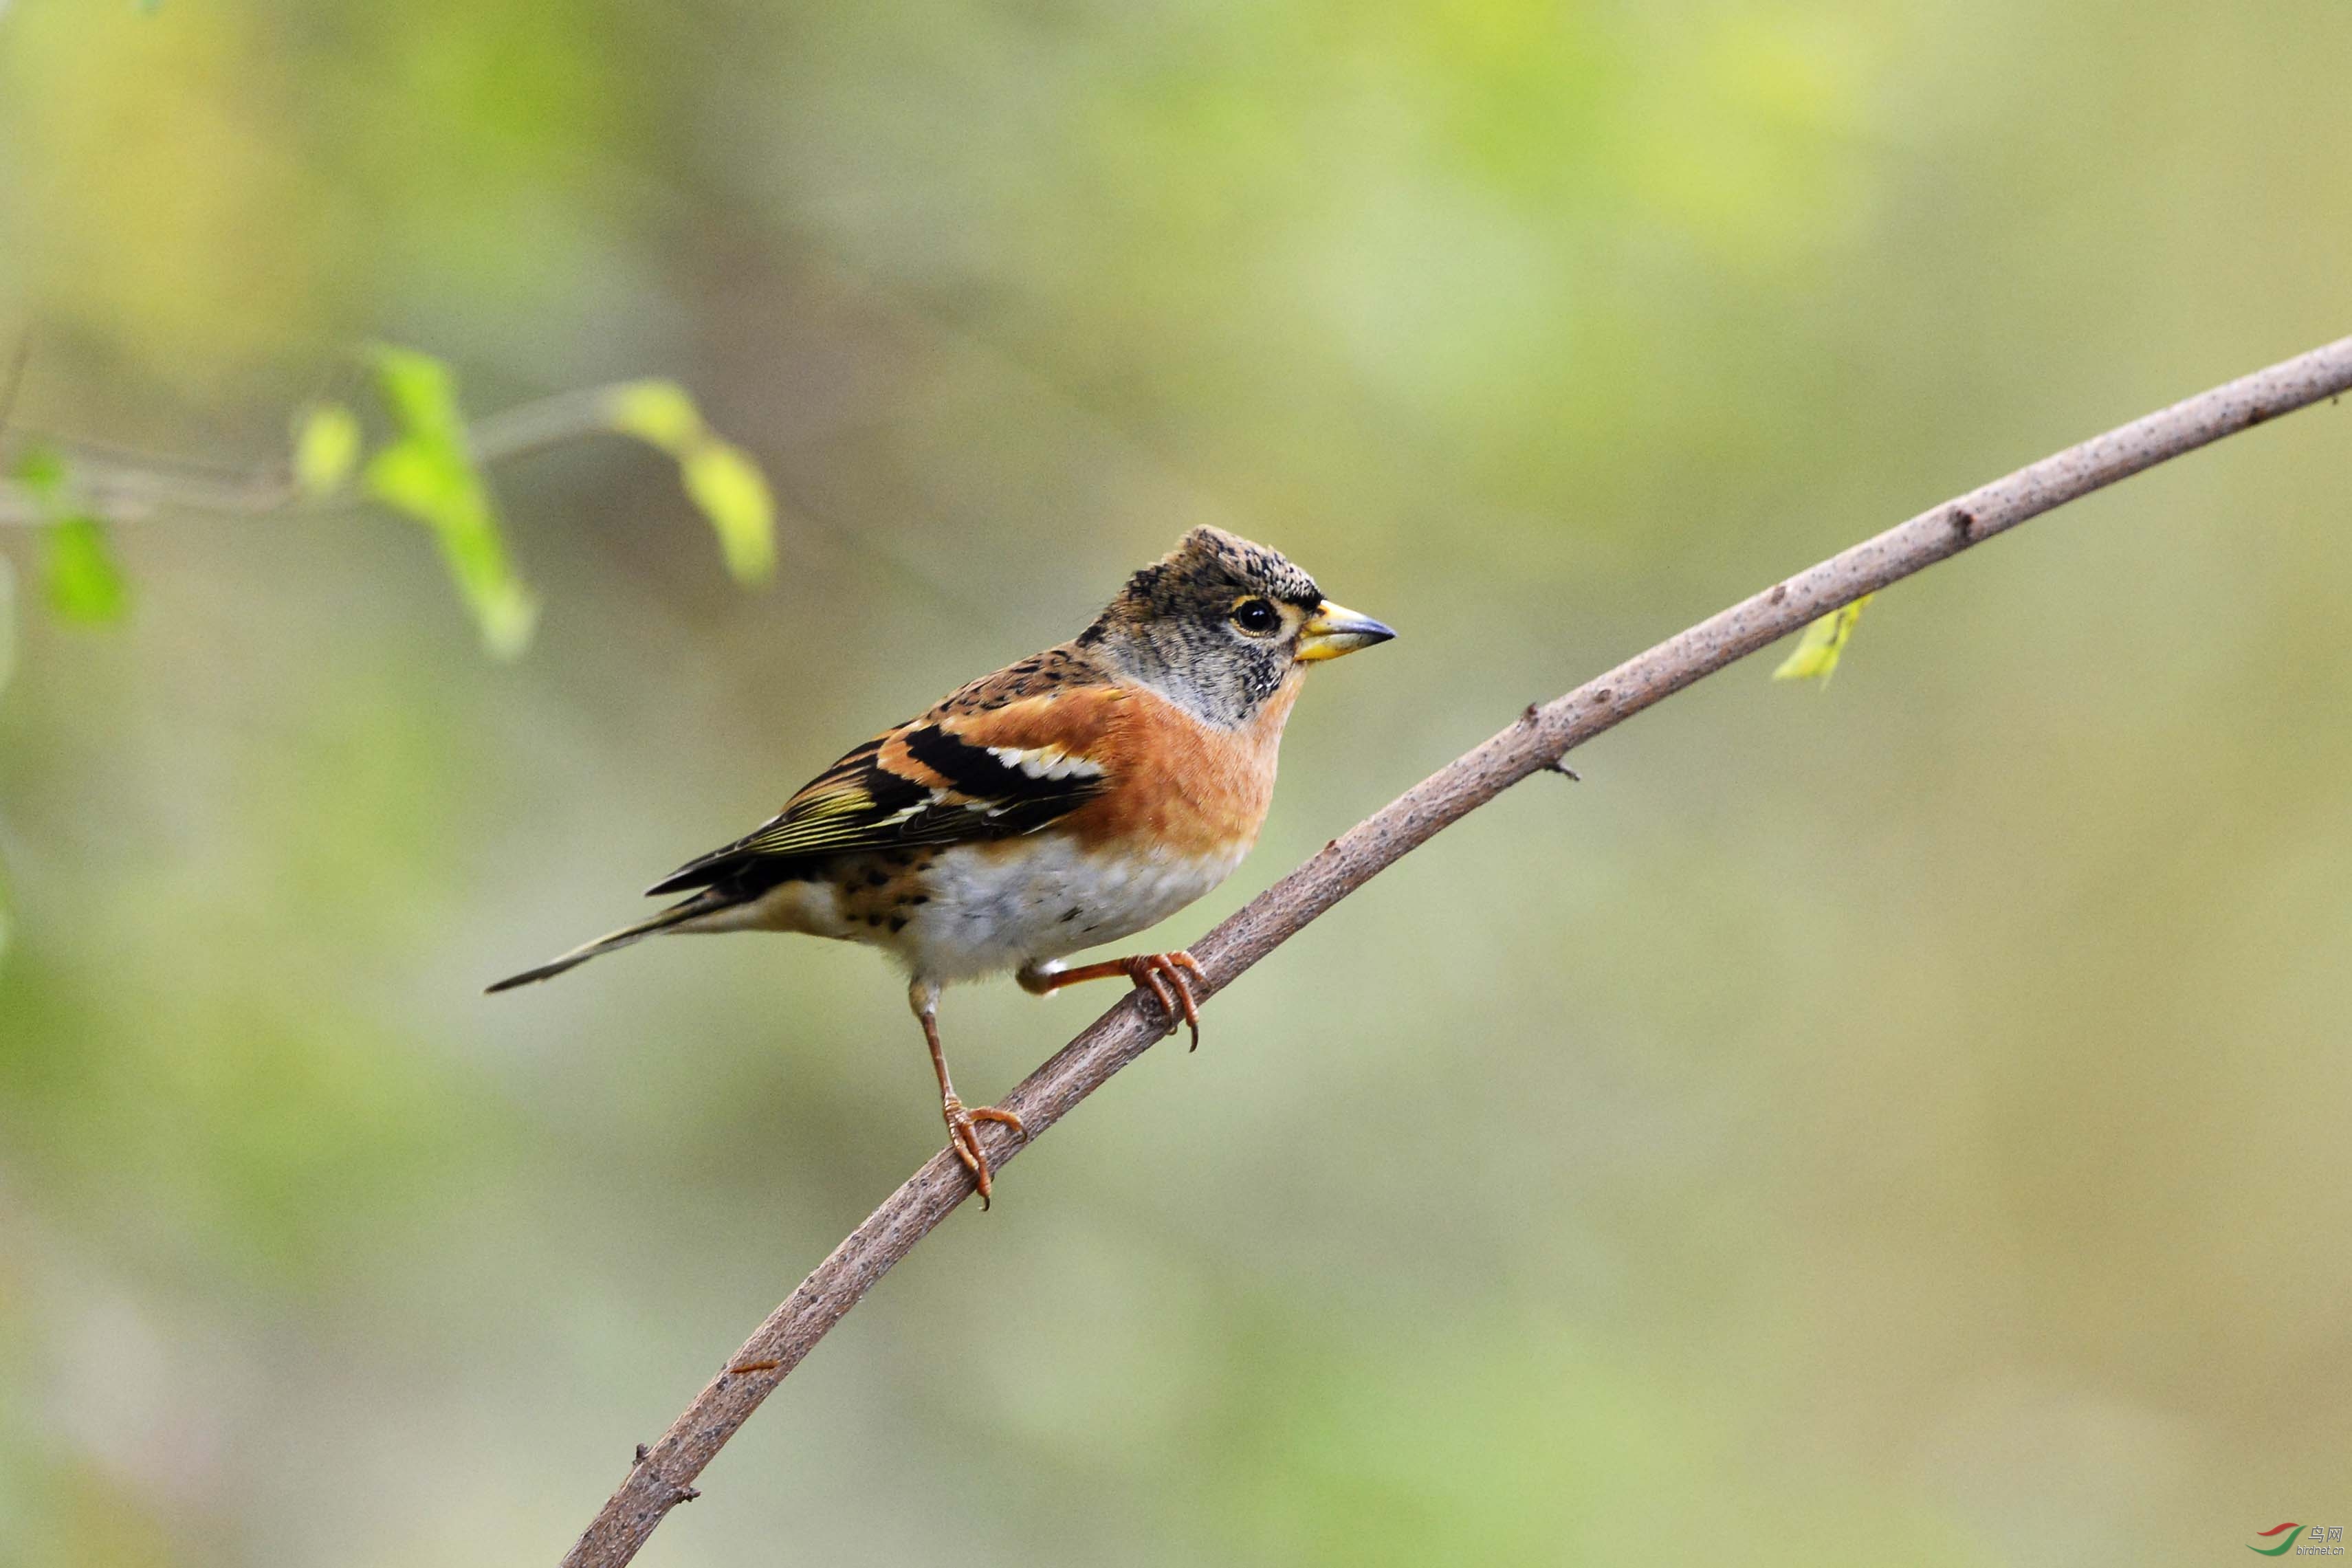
<box><xmin>489</xmin><ymin>527</ymin><xmax>1394</xmax><ymax>1202</ymax></box>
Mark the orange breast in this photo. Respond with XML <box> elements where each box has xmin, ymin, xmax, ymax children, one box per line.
<box><xmin>1067</xmin><ymin>671</ymin><xmax>1304</xmax><ymax>859</ymax></box>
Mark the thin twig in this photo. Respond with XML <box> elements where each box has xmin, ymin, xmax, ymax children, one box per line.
<box><xmin>563</xmin><ymin>335</ymin><xmax>2352</xmax><ymax>1567</ymax></box>
<box><xmin>0</xmin><ymin>380</ymin><xmax>648</xmax><ymax>527</ymax></box>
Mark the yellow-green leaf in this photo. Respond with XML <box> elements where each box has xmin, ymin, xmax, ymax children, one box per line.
<box><xmin>604</xmin><ymin>380</ymin><xmax>778</xmax><ymax>584</ymax></box>
<box><xmin>369</xmin><ymin>344</ymin><xmax>468</xmax><ymax>445</ymax></box>
<box><xmin>364</xmin><ymin>346</ymin><xmax>538</xmax><ymax>657</ymax></box>
<box><xmin>293</xmin><ymin>401</ymin><xmax>362</xmax><ymax>498</ymax></box>
<box><xmin>681</xmin><ymin>440</ymin><xmax>776</xmax><ymax>584</ymax></box>
<box><xmin>604</xmin><ymin>379</ymin><xmax>706</xmax><ymax>454</ymax></box>
<box><xmin>360</xmin><ymin>441</ymin><xmax>449</xmax><ymax>517</ymax></box>
<box><xmin>1772</xmin><ymin>593</ymin><xmax>1873</xmax><ymax>685</ymax></box>
<box><xmin>43</xmin><ymin>516</ymin><xmax>131</xmax><ymax>623</ymax></box>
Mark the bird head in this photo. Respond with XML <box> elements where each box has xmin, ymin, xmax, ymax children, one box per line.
<box><xmin>1079</xmin><ymin>526</ymin><xmax>1395</xmax><ymax>727</ymax></box>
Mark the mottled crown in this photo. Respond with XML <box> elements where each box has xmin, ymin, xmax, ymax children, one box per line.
<box><xmin>1105</xmin><ymin>526</ymin><xmax>1322</xmax><ymax>621</ymax></box>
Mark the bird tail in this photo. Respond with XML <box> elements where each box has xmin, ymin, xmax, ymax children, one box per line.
<box><xmin>484</xmin><ymin>891</ymin><xmax>740</xmax><ymax>994</ymax></box>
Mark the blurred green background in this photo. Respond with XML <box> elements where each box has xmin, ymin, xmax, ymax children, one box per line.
<box><xmin>3</xmin><ymin>1</ymin><xmax>2349</xmax><ymax>1563</ymax></box>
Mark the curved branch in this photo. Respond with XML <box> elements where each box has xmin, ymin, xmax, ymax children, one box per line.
<box><xmin>563</xmin><ymin>334</ymin><xmax>2352</xmax><ymax>1567</ymax></box>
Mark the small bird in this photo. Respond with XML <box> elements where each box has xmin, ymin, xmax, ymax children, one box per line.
<box><xmin>488</xmin><ymin>527</ymin><xmax>1393</xmax><ymax>1202</ymax></box>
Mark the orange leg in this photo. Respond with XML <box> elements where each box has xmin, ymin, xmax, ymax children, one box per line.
<box><xmin>910</xmin><ymin>981</ymin><xmax>1026</xmax><ymax>1208</ymax></box>
<box><xmin>1019</xmin><ymin>950</ymin><xmax>1207</xmax><ymax>1050</ymax></box>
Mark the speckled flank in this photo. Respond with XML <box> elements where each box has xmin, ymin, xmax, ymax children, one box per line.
<box><xmin>699</xmin><ymin>848</ymin><xmax>942</xmax><ymax>942</ymax></box>
<box><xmin>833</xmin><ymin>848</ymin><xmax>941</xmax><ymax>937</ymax></box>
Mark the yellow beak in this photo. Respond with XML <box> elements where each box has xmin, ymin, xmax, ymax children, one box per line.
<box><xmin>1295</xmin><ymin>600</ymin><xmax>1397</xmax><ymax>661</ymax></box>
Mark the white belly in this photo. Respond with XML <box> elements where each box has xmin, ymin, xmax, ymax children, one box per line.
<box><xmin>898</xmin><ymin>837</ymin><xmax>1246</xmax><ymax>982</ymax></box>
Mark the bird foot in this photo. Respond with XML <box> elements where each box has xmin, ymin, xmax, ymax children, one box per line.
<box><xmin>1123</xmin><ymin>951</ymin><xmax>1205</xmax><ymax>1049</ymax></box>
<box><xmin>942</xmin><ymin>1094</ymin><xmax>1027</xmax><ymax>1208</ymax></box>
<box><xmin>1020</xmin><ymin>949</ymin><xmax>1207</xmax><ymax>1048</ymax></box>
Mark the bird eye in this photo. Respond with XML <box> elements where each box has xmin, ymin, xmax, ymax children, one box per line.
<box><xmin>1231</xmin><ymin>598</ymin><xmax>1281</xmax><ymax>636</ymax></box>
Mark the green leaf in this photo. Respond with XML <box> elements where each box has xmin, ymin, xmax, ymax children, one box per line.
<box><xmin>1772</xmin><ymin>593</ymin><xmax>1873</xmax><ymax>685</ymax></box>
<box><xmin>293</xmin><ymin>401</ymin><xmax>363</xmax><ymax>498</ymax></box>
<box><xmin>43</xmin><ymin>516</ymin><xmax>131</xmax><ymax>623</ymax></box>
<box><xmin>12</xmin><ymin>447</ymin><xmax>67</xmax><ymax>498</ymax></box>
<box><xmin>362</xmin><ymin>441</ymin><xmax>538</xmax><ymax>659</ymax></box>
<box><xmin>602</xmin><ymin>379</ymin><xmax>776</xmax><ymax>584</ymax></box>
<box><xmin>369</xmin><ymin>344</ymin><xmax>469</xmax><ymax>445</ymax></box>
<box><xmin>681</xmin><ymin>440</ymin><xmax>776</xmax><ymax>584</ymax></box>
<box><xmin>10</xmin><ymin>451</ymin><xmax>129</xmax><ymax>625</ymax></box>
<box><xmin>603</xmin><ymin>379</ymin><xmax>707</xmax><ymax>454</ymax></box>
<box><xmin>362</xmin><ymin>346</ymin><xmax>538</xmax><ymax>658</ymax></box>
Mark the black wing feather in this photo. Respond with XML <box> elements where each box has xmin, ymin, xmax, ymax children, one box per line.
<box><xmin>644</xmin><ymin>721</ymin><xmax>1106</xmax><ymax>898</ymax></box>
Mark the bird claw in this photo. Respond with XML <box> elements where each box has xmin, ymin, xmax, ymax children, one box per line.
<box><xmin>943</xmin><ymin>1095</ymin><xmax>1027</xmax><ymax>1208</ymax></box>
<box><xmin>1125</xmin><ymin>951</ymin><xmax>1204</xmax><ymax>1049</ymax></box>
<box><xmin>1017</xmin><ymin>949</ymin><xmax>1208</xmax><ymax>1049</ymax></box>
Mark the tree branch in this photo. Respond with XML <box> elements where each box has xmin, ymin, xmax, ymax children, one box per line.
<box><xmin>562</xmin><ymin>335</ymin><xmax>2352</xmax><ymax>1567</ymax></box>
